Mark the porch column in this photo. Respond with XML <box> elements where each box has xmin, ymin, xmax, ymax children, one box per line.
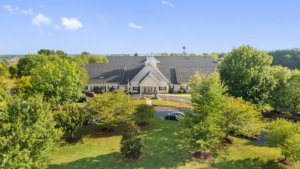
<box><xmin>140</xmin><ymin>86</ymin><xmax>142</xmax><ymax>98</ymax></box>
<box><xmin>156</xmin><ymin>86</ymin><xmax>159</xmax><ymax>98</ymax></box>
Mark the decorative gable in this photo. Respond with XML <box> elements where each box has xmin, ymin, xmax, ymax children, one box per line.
<box><xmin>138</xmin><ymin>72</ymin><xmax>161</xmax><ymax>86</ymax></box>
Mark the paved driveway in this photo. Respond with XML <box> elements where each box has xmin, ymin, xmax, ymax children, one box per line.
<box><xmin>155</xmin><ymin>106</ymin><xmax>192</xmax><ymax>119</ymax></box>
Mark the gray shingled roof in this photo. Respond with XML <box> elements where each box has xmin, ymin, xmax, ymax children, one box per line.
<box><xmin>85</xmin><ymin>56</ymin><xmax>217</xmax><ymax>84</ymax></box>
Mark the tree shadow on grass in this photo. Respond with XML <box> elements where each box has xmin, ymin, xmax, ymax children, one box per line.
<box><xmin>211</xmin><ymin>158</ymin><xmax>286</xmax><ymax>169</ymax></box>
<box><xmin>49</xmin><ymin>152</ymin><xmax>122</xmax><ymax>169</ymax></box>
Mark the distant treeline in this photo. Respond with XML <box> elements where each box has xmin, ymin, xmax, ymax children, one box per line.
<box><xmin>2</xmin><ymin>48</ymin><xmax>300</xmax><ymax>69</ymax></box>
<box><xmin>268</xmin><ymin>48</ymin><xmax>300</xmax><ymax>69</ymax></box>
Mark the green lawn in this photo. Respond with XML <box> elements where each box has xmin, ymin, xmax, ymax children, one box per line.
<box><xmin>152</xmin><ymin>99</ymin><xmax>192</xmax><ymax>109</ymax></box>
<box><xmin>49</xmin><ymin>117</ymin><xmax>299</xmax><ymax>169</ymax></box>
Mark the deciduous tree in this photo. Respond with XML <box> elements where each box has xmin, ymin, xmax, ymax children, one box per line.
<box><xmin>219</xmin><ymin>45</ymin><xmax>273</xmax><ymax>104</ymax></box>
<box><xmin>224</xmin><ymin>97</ymin><xmax>263</xmax><ymax>138</ymax></box>
<box><xmin>30</xmin><ymin>58</ymin><xmax>86</xmax><ymax>105</ymax></box>
<box><xmin>284</xmin><ymin>70</ymin><xmax>300</xmax><ymax>112</ymax></box>
<box><xmin>182</xmin><ymin>73</ymin><xmax>227</xmax><ymax>151</ymax></box>
<box><xmin>0</xmin><ymin>95</ymin><xmax>61</xmax><ymax>169</ymax></box>
<box><xmin>268</xmin><ymin>66</ymin><xmax>291</xmax><ymax>112</ymax></box>
<box><xmin>54</xmin><ymin>104</ymin><xmax>85</xmax><ymax>138</ymax></box>
<box><xmin>88</xmin><ymin>92</ymin><xmax>135</xmax><ymax>130</ymax></box>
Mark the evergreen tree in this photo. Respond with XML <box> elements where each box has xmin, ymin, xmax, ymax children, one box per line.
<box><xmin>120</xmin><ymin>122</ymin><xmax>143</xmax><ymax>160</ymax></box>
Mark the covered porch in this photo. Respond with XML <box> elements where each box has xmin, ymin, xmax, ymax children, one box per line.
<box><xmin>139</xmin><ymin>85</ymin><xmax>161</xmax><ymax>98</ymax></box>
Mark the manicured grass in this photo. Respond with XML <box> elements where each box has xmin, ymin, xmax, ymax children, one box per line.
<box><xmin>174</xmin><ymin>94</ymin><xmax>192</xmax><ymax>100</ymax></box>
<box><xmin>152</xmin><ymin>99</ymin><xmax>192</xmax><ymax>109</ymax></box>
<box><xmin>49</xmin><ymin>117</ymin><xmax>299</xmax><ymax>169</ymax></box>
<box><xmin>212</xmin><ymin>137</ymin><xmax>298</xmax><ymax>169</ymax></box>
<box><xmin>49</xmin><ymin>117</ymin><xmax>206</xmax><ymax>169</ymax></box>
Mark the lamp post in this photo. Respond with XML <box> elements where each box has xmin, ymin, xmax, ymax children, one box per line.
<box><xmin>99</xmin><ymin>76</ymin><xmax>104</xmax><ymax>92</ymax></box>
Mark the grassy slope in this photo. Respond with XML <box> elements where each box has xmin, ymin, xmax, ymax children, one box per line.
<box><xmin>48</xmin><ymin>117</ymin><xmax>299</xmax><ymax>169</ymax></box>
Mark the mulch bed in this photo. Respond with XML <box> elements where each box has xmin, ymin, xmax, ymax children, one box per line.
<box><xmin>222</xmin><ymin>137</ymin><xmax>234</xmax><ymax>144</ymax></box>
<box><xmin>65</xmin><ymin>135</ymin><xmax>83</xmax><ymax>144</ymax></box>
<box><xmin>137</xmin><ymin>122</ymin><xmax>150</xmax><ymax>128</ymax></box>
<box><xmin>100</xmin><ymin>127</ymin><xmax>115</xmax><ymax>133</ymax></box>
<box><xmin>262</xmin><ymin>111</ymin><xmax>300</xmax><ymax>122</ymax></box>
<box><xmin>192</xmin><ymin>151</ymin><xmax>212</xmax><ymax>160</ymax></box>
<box><xmin>122</xmin><ymin>157</ymin><xmax>140</xmax><ymax>163</ymax></box>
<box><xmin>277</xmin><ymin>157</ymin><xmax>294</xmax><ymax>166</ymax></box>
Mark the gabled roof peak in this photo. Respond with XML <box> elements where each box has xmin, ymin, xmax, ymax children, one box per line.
<box><xmin>145</xmin><ymin>56</ymin><xmax>160</xmax><ymax>67</ymax></box>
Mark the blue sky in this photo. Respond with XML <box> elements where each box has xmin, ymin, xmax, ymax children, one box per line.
<box><xmin>1</xmin><ymin>0</ymin><xmax>300</xmax><ymax>54</ymax></box>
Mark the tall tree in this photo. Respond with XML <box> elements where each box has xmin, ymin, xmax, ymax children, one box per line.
<box><xmin>30</xmin><ymin>58</ymin><xmax>86</xmax><ymax>105</ymax></box>
<box><xmin>284</xmin><ymin>70</ymin><xmax>300</xmax><ymax>112</ymax></box>
<box><xmin>88</xmin><ymin>92</ymin><xmax>135</xmax><ymax>130</ymax></box>
<box><xmin>219</xmin><ymin>45</ymin><xmax>273</xmax><ymax>104</ymax></box>
<box><xmin>16</xmin><ymin>54</ymin><xmax>55</xmax><ymax>77</ymax></box>
<box><xmin>0</xmin><ymin>95</ymin><xmax>61</xmax><ymax>169</ymax></box>
<box><xmin>181</xmin><ymin>73</ymin><xmax>227</xmax><ymax>151</ymax></box>
<box><xmin>268</xmin><ymin>66</ymin><xmax>291</xmax><ymax>112</ymax></box>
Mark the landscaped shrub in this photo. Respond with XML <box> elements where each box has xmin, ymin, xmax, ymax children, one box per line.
<box><xmin>93</xmin><ymin>86</ymin><xmax>103</xmax><ymax>94</ymax></box>
<box><xmin>54</xmin><ymin>104</ymin><xmax>85</xmax><ymax>142</ymax></box>
<box><xmin>178</xmin><ymin>87</ymin><xmax>187</xmax><ymax>94</ymax></box>
<box><xmin>134</xmin><ymin>104</ymin><xmax>155</xmax><ymax>126</ymax></box>
<box><xmin>120</xmin><ymin>122</ymin><xmax>143</xmax><ymax>160</ymax></box>
<box><xmin>266</xmin><ymin>119</ymin><xmax>300</xmax><ymax>163</ymax></box>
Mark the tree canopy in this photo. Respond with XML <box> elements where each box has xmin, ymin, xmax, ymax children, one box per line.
<box><xmin>0</xmin><ymin>95</ymin><xmax>61</xmax><ymax>168</ymax></box>
<box><xmin>219</xmin><ymin>45</ymin><xmax>273</xmax><ymax>104</ymax></box>
<box><xmin>269</xmin><ymin>48</ymin><xmax>300</xmax><ymax>69</ymax></box>
<box><xmin>182</xmin><ymin>73</ymin><xmax>227</xmax><ymax>151</ymax></box>
<box><xmin>30</xmin><ymin>58</ymin><xmax>86</xmax><ymax>105</ymax></box>
<box><xmin>267</xmin><ymin>66</ymin><xmax>291</xmax><ymax>112</ymax></box>
<box><xmin>16</xmin><ymin>54</ymin><xmax>56</xmax><ymax>77</ymax></box>
<box><xmin>87</xmin><ymin>92</ymin><xmax>135</xmax><ymax>129</ymax></box>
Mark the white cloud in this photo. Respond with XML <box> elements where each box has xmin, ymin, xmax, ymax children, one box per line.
<box><xmin>60</xmin><ymin>17</ymin><xmax>83</xmax><ymax>30</ymax></box>
<box><xmin>3</xmin><ymin>4</ymin><xmax>18</xmax><ymax>13</ymax></box>
<box><xmin>129</xmin><ymin>22</ymin><xmax>143</xmax><ymax>29</ymax></box>
<box><xmin>32</xmin><ymin>13</ymin><xmax>51</xmax><ymax>26</ymax></box>
<box><xmin>20</xmin><ymin>8</ymin><xmax>34</xmax><ymax>15</ymax></box>
<box><xmin>161</xmin><ymin>0</ymin><xmax>174</xmax><ymax>7</ymax></box>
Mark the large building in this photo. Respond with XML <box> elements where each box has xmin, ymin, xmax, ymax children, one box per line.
<box><xmin>85</xmin><ymin>56</ymin><xmax>217</xmax><ymax>97</ymax></box>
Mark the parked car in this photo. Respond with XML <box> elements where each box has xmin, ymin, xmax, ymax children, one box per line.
<box><xmin>164</xmin><ymin>111</ymin><xmax>185</xmax><ymax>121</ymax></box>
<box><xmin>85</xmin><ymin>91</ymin><xmax>95</xmax><ymax>97</ymax></box>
